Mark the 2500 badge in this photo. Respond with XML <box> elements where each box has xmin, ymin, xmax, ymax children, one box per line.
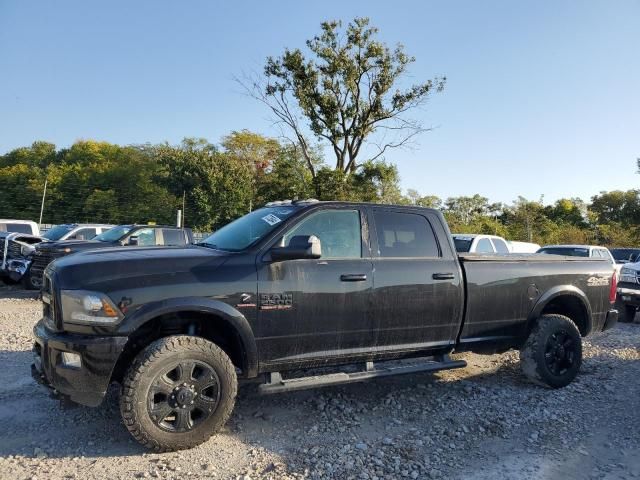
<box><xmin>260</xmin><ymin>293</ymin><xmax>293</xmax><ymax>310</ymax></box>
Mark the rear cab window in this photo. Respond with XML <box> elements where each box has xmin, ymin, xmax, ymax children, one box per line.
<box><xmin>475</xmin><ymin>238</ymin><xmax>494</xmax><ymax>253</ymax></box>
<box><xmin>373</xmin><ymin>211</ymin><xmax>439</xmax><ymax>258</ymax></box>
<box><xmin>161</xmin><ymin>229</ymin><xmax>188</xmax><ymax>246</ymax></box>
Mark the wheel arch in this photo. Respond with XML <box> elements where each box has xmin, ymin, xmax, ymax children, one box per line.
<box><xmin>528</xmin><ymin>285</ymin><xmax>592</xmax><ymax>336</ymax></box>
<box><xmin>111</xmin><ymin>298</ymin><xmax>258</xmax><ymax>383</ymax></box>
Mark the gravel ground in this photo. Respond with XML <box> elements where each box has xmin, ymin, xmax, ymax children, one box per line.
<box><xmin>0</xmin><ymin>284</ymin><xmax>639</xmax><ymax>480</ymax></box>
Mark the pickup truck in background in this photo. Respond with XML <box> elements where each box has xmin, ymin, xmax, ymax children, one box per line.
<box><xmin>0</xmin><ymin>219</ymin><xmax>41</xmax><ymax>283</ymax></box>
<box><xmin>452</xmin><ymin>234</ymin><xmax>511</xmax><ymax>254</ymax></box>
<box><xmin>32</xmin><ymin>201</ymin><xmax>618</xmax><ymax>451</ymax></box>
<box><xmin>29</xmin><ymin>224</ymin><xmax>194</xmax><ymax>288</ymax></box>
<box><xmin>2</xmin><ymin>224</ymin><xmax>113</xmax><ymax>288</ymax></box>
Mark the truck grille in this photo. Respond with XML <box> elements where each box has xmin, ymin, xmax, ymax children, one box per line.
<box><xmin>7</xmin><ymin>240</ymin><xmax>22</xmax><ymax>258</ymax></box>
<box><xmin>31</xmin><ymin>249</ymin><xmax>61</xmax><ymax>287</ymax></box>
<box><xmin>41</xmin><ymin>270</ymin><xmax>61</xmax><ymax>331</ymax></box>
<box><xmin>0</xmin><ymin>237</ymin><xmax>6</xmax><ymax>265</ymax></box>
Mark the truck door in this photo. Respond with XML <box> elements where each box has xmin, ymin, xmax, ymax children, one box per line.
<box><xmin>369</xmin><ymin>208</ymin><xmax>464</xmax><ymax>351</ymax></box>
<box><xmin>256</xmin><ymin>206</ymin><xmax>374</xmax><ymax>365</ymax></box>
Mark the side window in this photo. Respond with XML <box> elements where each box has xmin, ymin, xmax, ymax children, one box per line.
<box><xmin>591</xmin><ymin>249</ymin><xmax>601</xmax><ymax>258</ymax></box>
<box><xmin>476</xmin><ymin>238</ymin><xmax>495</xmax><ymax>253</ymax></box>
<box><xmin>283</xmin><ymin>209</ymin><xmax>361</xmax><ymax>259</ymax></box>
<box><xmin>492</xmin><ymin>238</ymin><xmax>510</xmax><ymax>254</ymax></box>
<box><xmin>72</xmin><ymin>228</ymin><xmax>97</xmax><ymax>240</ymax></box>
<box><xmin>162</xmin><ymin>229</ymin><xmax>187</xmax><ymax>246</ymax></box>
<box><xmin>131</xmin><ymin>228</ymin><xmax>156</xmax><ymax>246</ymax></box>
<box><xmin>374</xmin><ymin>211</ymin><xmax>439</xmax><ymax>258</ymax></box>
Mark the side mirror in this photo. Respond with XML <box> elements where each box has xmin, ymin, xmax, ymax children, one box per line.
<box><xmin>128</xmin><ymin>236</ymin><xmax>139</xmax><ymax>246</ymax></box>
<box><xmin>270</xmin><ymin>235</ymin><xmax>321</xmax><ymax>262</ymax></box>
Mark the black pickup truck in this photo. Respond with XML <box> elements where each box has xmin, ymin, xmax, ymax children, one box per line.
<box><xmin>32</xmin><ymin>201</ymin><xmax>618</xmax><ymax>451</ymax></box>
<box><xmin>29</xmin><ymin>224</ymin><xmax>194</xmax><ymax>288</ymax></box>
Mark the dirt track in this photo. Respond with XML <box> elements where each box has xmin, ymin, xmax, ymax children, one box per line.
<box><xmin>1</xmin><ymin>286</ymin><xmax>639</xmax><ymax>479</ymax></box>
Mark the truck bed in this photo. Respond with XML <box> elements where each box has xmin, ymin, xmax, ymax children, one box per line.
<box><xmin>456</xmin><ymin>253</ymin><xmax>614</xmax><ymax>352</ymax></box>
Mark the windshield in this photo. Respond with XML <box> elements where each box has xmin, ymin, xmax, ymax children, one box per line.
<box><xmin>453</xmin><ymin>238</ymin><xmax>473</xmax><ymax>253</ymax></box>
<box><xmin>610</xmin><ymin>249</ymin><xmax>640</xmax><ymax>262</ymax></box>
<box><xmin>537</xmin><ymin>247</ymin><xmax>589</xmax><ymax>257</ymax></box>
<box><xmin>201</xmin><ymin>206</ymin><xmax>299</xmax><ymax>251</ymax></box>
<box><xmin>43</xmin><ymin>225</ymin><xmax>74</xmax><ymax>241</ymax></box>
<box><xmin>93</xmin><ymin>225</ymin><xmax>131</xmax><ymax>242</ymax></box>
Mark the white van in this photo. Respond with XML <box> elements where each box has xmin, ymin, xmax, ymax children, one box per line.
<box><xmin>452</xmin><ymin>234</ymin><xmax>510</xmax><ymax>254</ymax></box>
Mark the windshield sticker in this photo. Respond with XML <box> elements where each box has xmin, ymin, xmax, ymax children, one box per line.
<box><xmin>262</xmin><ymin>214</ymin><xmax>282</xmax><ymax>226</ymax></box>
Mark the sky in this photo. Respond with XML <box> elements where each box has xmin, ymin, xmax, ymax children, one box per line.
<box><xmin>1</xmin><ymin>1</ymin><xmax>638</xmax><ymax>205</ymax></box>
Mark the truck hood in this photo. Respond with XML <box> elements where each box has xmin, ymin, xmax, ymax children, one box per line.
<box><xmin>38</xmin><ymin>239</ymin><xmax>116</xmax><ymax>253</ymax></box>
<box><xmin>50</xmin><ymin>246</ymin><xmax>232</xmax><ymax>290</ymax></box>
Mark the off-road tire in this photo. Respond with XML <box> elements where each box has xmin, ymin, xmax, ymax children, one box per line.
<box><xmin>520</xmin><ymin>314</ymin><xmax>582</xmax><ymax>388</ymax></box>
<box><xmin>21</xmin><ymin>271</ymin><xmax>39</xmax><ymax>290</ymax></box>
<box><xmin>120</xmin><ymin>335</ymin><xmax>237</xmax><ymax>452</ymax></box>
<box><xmin>617</xmin><ymin>303</ymin><xmax>636</xmax><ymax>323</ymax></box>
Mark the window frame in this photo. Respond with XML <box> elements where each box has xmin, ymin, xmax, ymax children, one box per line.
<box><xmin>369</xmin><ymin>208</ymin><xmax>442</xmax><ymax>260</ymax></box>
<box><xmin>491</xmin><ymin>238</ymin><xmax>510</xmax><ymax>254</ymax></box>
<box><xmin>474</xmin><ymin>237</ymin><xmax>496</xmax><ymax>254</ymax></box>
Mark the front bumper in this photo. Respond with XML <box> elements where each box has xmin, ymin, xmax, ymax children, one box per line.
<box><xmin>31</xmin><ymin>320</ymin><xmax>128</xmax><ymax>407</ymax></box>
<box><xmin>617</xmin><ymin>287</ymin><xmax>640</xmax><ymax>307</ymax></box>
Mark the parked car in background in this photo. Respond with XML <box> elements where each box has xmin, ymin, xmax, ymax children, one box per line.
<box><xmin>508</xmin><ymin>241</ymin><xmax>541</xmax><ymax>254</ymax></box>
<box><xmin>537</xmin><ymin>244</ymin><xmax>619</xmax><ymax>278</ymax></box>
<box><xmin>40</xmin><ymin>223</ymin><xmax>114</xmax><ymax>242</ymax></box>
<box><xmin>0</xmin><ymin>220</ymin><xmax>41</xmax><ymax>282</ymax></box>
<box><xmin>452</xmin><ymin>234</ymin><xmax>510</xmax><ymax>254</ymax></box>
<box><xmin>615</xmin><ymin>262</ymin><xmax>640</xmax><ymax>322</ymax></box>
<box><xmin>2</xmin><ymin>224</ymin><xmax>114</xmax><ymax>288</ymax></box>
<box><xmin>29</xmin><ymin>224</ymin><xmax>194</xmax><ymax>288</ymax></box>
<box><xmin>609</xmin><ymin>247</ymin><xmax>640</xmax><ymax>265</ymax></box>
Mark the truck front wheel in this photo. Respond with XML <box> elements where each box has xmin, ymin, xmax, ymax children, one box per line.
<box><xmin>120</xmin><ymin>335</ymin><xmax>237</xmax><ymax>451</ymax></box>
<box><xmin>520</xmin><ymin>314</ymin><xmax>582</xmax><ymax>388</ymax></box>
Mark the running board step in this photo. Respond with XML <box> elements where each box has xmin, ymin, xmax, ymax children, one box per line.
<box><xmin>258</xmin><ymin>355</ymin><xmax>467</xmax><ymax>395</ymax></box>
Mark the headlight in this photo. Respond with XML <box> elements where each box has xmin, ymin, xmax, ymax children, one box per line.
<box><xmin>60</xmin><ymin>290</ymin><xmax>124</xmax><ymax>325</ymax></box>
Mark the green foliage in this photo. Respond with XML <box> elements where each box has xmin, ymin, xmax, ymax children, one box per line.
<box><xmin>256</xmin><ymin>17</ymin><xmax>445</xmax><ymax>174</ymax></box>
<box><xmin>1</xmin><ymin>136</ymin><xmax>639</xmax><ymax>248</ymax></box>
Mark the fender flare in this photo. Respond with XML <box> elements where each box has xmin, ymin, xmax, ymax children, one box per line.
<box><xmin>527</xmin><ymin>285</ymin><xmax>593</xmax><ymax>335</ymax></box>
<box><xmin>118</xmin><ymin>297</ymin><xmax>258</xmax><ymax>377</ymax></box>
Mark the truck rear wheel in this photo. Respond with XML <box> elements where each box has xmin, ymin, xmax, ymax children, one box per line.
<box><xmin>520</xmin><ymin>314</ymin><xmax>582</xmax><ymax>388</ymax></box>
<box><xmin>120</xmin><ymin>335</ymin><xmax>237</xmax><ymax>452</ymax></box>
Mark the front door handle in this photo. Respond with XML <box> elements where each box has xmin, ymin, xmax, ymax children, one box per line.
<box><xmin>432</xmin><ymin>272</ymin><xmax>455</xmax><ymax>280</ymax></box>
<box><xmin>340</xmin><ymin>273</ymin><xmax>367</xmax><ymax>282</ymax></box>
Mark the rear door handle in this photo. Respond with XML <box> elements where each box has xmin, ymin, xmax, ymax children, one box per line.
<box><xmin>340</xmin><ymin>273</ymin><xmax>367</xmax><ymax>282</ymax></box>
<box><xmin>432</xmin><ymin>272</ymin><xmax>455</xmax><ymax>280</ymax></box>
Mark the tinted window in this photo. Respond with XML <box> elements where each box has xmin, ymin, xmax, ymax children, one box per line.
<box><xmin>94</xmin><ymin>225</ymin><xmax>132</xmax><ymax>242</ymax></box>
<box><xmin>71</xmin><ymin>228</ymin><xmax>97</xmax><ymax>240</ymax></box>
<box><xmin>476</xmin><ymin>238</ymin><xmax>494</xmax><ymax>253</ymax></box>
<box><xmin>453</xmin><ymin>238</ymin><xmax>472</xmax><ymax>253</ymax></box>
<box><xmin>374</xmin><ymin>211</ymin><xmax>439</xmax><ymax>258</ymax></box>
<box><xmin>537</xmin><ymin>247</ymin><xmax>589</xmax><ymax>257</ymax></box>
<box><xmin>5</xmin><ymin>223</ymin><xmax>32</xmax><ymax>234</ymax></box>
<box><xmin>492</xmin><ymin>239</ymin><xmax>510</xmax><ymax>254</ymax></box>
<box><xmin>130</xmin><ymin>228</ymin><xmax>156</xmax><ymax>246</ymax></box>
<box><xmin>284</xmin><ymin>209</ymin><xmax>361</xmax><ymax>259</ymax></box>
<box><xmin>162</xmin><ymin>229</ymin><xmax>187</xmax><ymax>246</ymax></box>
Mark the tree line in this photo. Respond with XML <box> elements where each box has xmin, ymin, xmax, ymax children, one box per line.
<box><xmin>0</xmin><ymin>136</ymin><xmax>639</xmax><ymax>246</ymax></box>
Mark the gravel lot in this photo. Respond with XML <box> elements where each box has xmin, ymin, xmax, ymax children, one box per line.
<box><xmin>1</xmin><ymin>284</ymin><xmax>639</xmax><ymax>480</ymax></box>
